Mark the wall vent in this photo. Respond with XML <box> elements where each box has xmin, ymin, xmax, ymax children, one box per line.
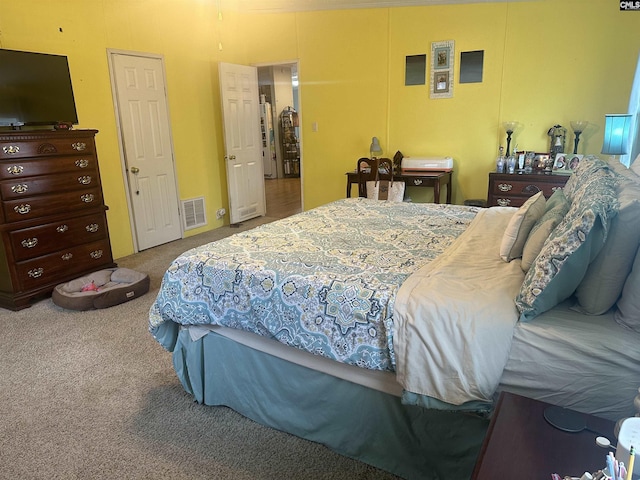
<box><xmin>181</xmin><ymin>197</ymin><xmax>207</xmax><ymax>230</ymax></box>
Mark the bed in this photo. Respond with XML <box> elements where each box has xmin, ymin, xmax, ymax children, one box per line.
<box><xmin>149</xmin><ymin>156</ymin><xmax>640</xmax><ymax>480</ymax></box>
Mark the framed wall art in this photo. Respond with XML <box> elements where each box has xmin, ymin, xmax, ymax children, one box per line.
<box><xmin>430</xmin><ymin>40</ymin><xmax>454</xmax><ymax>99</ymax></box>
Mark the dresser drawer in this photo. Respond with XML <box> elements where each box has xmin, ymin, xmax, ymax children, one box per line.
<box><xmin>3</xmin><ymin>187</ymin><xmax>103</xmax><ymax>222</ymax></box>
<box><xmin>0</xmin><ymin>155</ymin><xmax>97</xmax><ymax>180</ymax></box>
<box><xmin>0</xmin><ymin>136</ymin><xmax>95</xmax><ymax>160</ymax></box>
<box><xmin>15</xmin><ymin>239</ymin><xmax>113</xmax><ymax>291</ymax></box>
<box><xmin>8</xmin><ymin>213</ymin><xmax>108</xmax><ymax>261</ymax></box>
<box><xmin>490</xmin><ymin>178</ymin><xmax>562</xmax><ymax>198</ymax></box>
<box><xmin>487</xmin><ymin>173</ymin><xmax>569</xmax><ymax>207</ymax></box>
<box><xmin>0</xmin><ymin>169</ymin><xmax>99</xmax><ymax>200</ymax></box>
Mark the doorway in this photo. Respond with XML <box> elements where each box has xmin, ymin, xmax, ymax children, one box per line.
<box><xmin>256</xmin><ymin>62</ymin><xmax>302</xmax><ymax>217</ymax></box>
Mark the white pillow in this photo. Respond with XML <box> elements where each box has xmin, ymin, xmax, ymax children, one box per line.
<box><xmin>499</xmin><ymin>191</ymin><xmax>546</xmax><ymax>262</ymax></box>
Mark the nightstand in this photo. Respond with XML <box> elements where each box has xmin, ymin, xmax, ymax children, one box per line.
<box><xmin>471</xmin><ymin>392</ymin><xmax>616</xmax><ymax>480</ymax></box>
<box><xmin>487</xmin><ymin>172</ymin><xmax>569</xmax><ymax>207</ymax></box>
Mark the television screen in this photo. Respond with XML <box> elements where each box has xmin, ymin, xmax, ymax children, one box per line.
<box><xmin>0</xmin><ymin>49</ymin><xmax>79</xmax><ymax>127</ymax></box>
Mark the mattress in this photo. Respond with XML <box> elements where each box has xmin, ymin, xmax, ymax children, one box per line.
<box><xmin>498</xmin><ymin>300</ymin><xmax>640</xmax><ymax>422</ymax></box>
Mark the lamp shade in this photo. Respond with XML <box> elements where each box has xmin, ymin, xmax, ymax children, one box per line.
<box><xmin>370</xmin><ymin>136</ymin><xmax>382</xmax><ymax>158</ymax></box>
<box><xmin>602</xmin><ymin>114</ymin><xmax>632</xmax><ymax>155</ymax></box>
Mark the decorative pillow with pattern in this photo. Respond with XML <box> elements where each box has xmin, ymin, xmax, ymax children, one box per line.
<box><xmin>516</xmin><ymin>160</ymin><xmax>619</xmax><ymax>321</ymax></box>
<box><xmin>500</xmin><ymin>191</ymin><xmax>546</xmax><ymax>262</ymax></box>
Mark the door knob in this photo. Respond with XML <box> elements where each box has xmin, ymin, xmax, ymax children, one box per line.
<box><xmin>130</xmin><ymin>166</ymin><xmax>140</xmax><ymax>174</ymax></box>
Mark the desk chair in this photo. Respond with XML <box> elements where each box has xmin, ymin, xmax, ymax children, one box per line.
<box><xmin>356</xmin><ymin>157</ymin><xmax>393</xmax><ymax>198</ymax></box>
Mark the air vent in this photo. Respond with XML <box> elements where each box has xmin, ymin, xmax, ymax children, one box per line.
<box><xmin>181</xmin><ymin>197</ymin><xmax>207</xmax><ymax>230</ymax></box>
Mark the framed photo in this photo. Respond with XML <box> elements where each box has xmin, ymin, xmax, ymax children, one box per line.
<box><xmin>434</xmin><ymin>71</ymin><xmax>450</xmax><ymax>94</ymax></box>
<box><xmin>553</xmin><ymin>154</ymin><xmax>568</xmax><ymax>172</ymax></box>
<box><xmin>434</xmin><ymin>46</ymin><xmax>450</xmax><ymax>69</ymax></box>
<box><xmin>566</xmin><ymin>154</ymin><xmax>583</xmax><ymax>172</ymax></box>
<box><xmin>553</xmin><ymin>153</ymin><xmax>582</xmax><ymax>174</ymax></box>
<box><xmin>533</xmin><ymin>153</ymin><xmax>551</xmax><ymax>171</ymax></box>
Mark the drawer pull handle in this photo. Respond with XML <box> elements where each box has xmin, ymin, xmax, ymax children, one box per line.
<box><xmin>28</xmin><ymin>268</ymin><xmax>44</xmax><ymax>278</ymax></box>
<box><xmin>497</xmin><ymin>198</ymin><xmax>511</xmax><ymax>207</ymax></box>
<box><xmin>72</xmin><ymin>142</ymin><xmax>87</xmax><ymax>151</ymax></box>
<box><xmin>413</xmin><ymin>179</ymin><xmax>423</xmax><ymax>186</ymax></box>
<box><xmin>522</xmin><ymin>184</ymin><xmax>541</xmax><ymax>194</ymax></box>
<box><xmin>21</xmin><ymin>238</ymin><xmax>38</xmax><ymax>249</ymax></box>
<box><xmin>86</xmin><ymin>223</ymin><xmax>99</xmax><ymax>233</ymax></box>
<box><xmin>7</xmin><ymin>165</ymin><xmax>24</xmax><ymax>175</ymax></box>
<box><xmin>56</xmin><ymin>224</ymin><xmax>69</xmax><ymax>233</ymax></box>
<box><xmin>75</xmin><ymin>159</ymin><xmax>89</xmax><ymax>168</ymax></box>
<box><xmin>2</xmin><ymin>145</ymin><xmax>20</xmax><ymax>155</ymax></box>
<box><xmin>61</xmin><ymin>253</ymin><xmax>73</xmax><ymax>261</ymax></box>
<box><xmin>81</xmin><ymin>193</ymin><xmax>94</xmax><ymax>203</ymax></box>
<box><xmin>90</xmin><ymin>249</ymin><xmax>103</xmax><ymax>259</ymax></box>
<box><xmin>14</xmin><ymin>204</ymin><xmax>31</xmax><ymax>215</ymax></box>
<box><xmin>11</xmin><ymin>184</ymin><xmax>28</xmax><ymax>194</ymax></box>
<box><xmin>78</xmin><ymin>175</ymin><xmax>92</xmax><ymax>185</ymax></box>
<box><xmin>498</xmin><ymin>183</ymin><xmax>513</xmax><ymax>192</ymax></box>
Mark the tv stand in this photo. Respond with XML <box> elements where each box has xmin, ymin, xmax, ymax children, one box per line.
<box><xmin>0</xmin><ymin>129</ymin><xmax>116</xmax><ymax>310</ymax></box>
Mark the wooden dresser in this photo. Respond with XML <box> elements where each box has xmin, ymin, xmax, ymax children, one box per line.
<box><xmin>0</xmin><ymin>129</ymin><xmax>115</xmax><ymax>310</ymax></box>
<box><xmin>487</xmin><ymin>172</ymin><xmax>570</xmax><ymax>207</ymax></box>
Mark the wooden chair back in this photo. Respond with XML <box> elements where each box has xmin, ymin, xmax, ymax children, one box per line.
<box><xmin>356</xmin><ymin>157</ymin><xmax>394</xmax><ymax>198</ymax></box>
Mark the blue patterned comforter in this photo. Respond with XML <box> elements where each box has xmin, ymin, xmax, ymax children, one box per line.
<box><xmin>149</xmin><ymin>198</ymin><xmax>477</xmax><ymax>372</ymax></box>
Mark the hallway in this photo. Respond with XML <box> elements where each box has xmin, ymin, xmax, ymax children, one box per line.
<box><xmin>265</xmin><ymin>177</ymin><xmax>302</xmax><ymax>219</ymax></box>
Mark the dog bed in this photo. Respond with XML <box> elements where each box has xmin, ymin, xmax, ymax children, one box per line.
<box><xmin>52</xmin><ymin>268</ymin><xmax>150</xmax><ymax>311</ymax></box>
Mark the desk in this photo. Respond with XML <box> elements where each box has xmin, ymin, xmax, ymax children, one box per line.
<box><xmin>472</xmin><ymin>392</ymin><xmax>617</xmax><ymax>480</ymax></box>
<box><xmin>345</xmin><ymin>170</ymin><xmax>453</xmax><ymax>204</ymax></box>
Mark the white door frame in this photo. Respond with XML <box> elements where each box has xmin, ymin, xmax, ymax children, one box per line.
<box><xmin>253</xmin><ymin>59</ymin><xmax>304</xmax><ymax>211</ymax></box>
<box><xmin>107</xmin><ymin>48</ymin><xmax>182</xmax><ymax>253</ymax></box>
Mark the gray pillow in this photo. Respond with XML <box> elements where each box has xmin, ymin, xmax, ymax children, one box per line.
<box><xmin>499</xmin><ymin>192</ymin><xmax>546</xmax><ymax>262</ymax></box>
<box><xmin>574</xmin><ymin>162</ymin><xmax>640</xmax><ymax>314</ymax></box>
<box><xmin>521</xmin><ymin>189</ymin><xmax>569</xmax><ymax>272</ymax></box>
<box><xmin>615</xmin><ymin>246</ymin><xmax>640</xmax><ymax>332</ymax></box>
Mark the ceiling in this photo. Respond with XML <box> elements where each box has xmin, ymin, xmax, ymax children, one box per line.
<box><xmin>234</xmin><ymin>0</ymin><xmax>522</xmax><ymax>14</ymax></box>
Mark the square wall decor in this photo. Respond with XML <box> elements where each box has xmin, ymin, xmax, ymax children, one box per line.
<box><xmin>405</xmin><ymin>54</ymin><xmax>426</xmax><ymax>86</ymax></box>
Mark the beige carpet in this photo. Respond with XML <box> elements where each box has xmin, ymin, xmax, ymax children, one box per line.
<box><xmin>0</xmin><ymin>216</ymin><xmax>399</xmax><ymax>480</ymax></box>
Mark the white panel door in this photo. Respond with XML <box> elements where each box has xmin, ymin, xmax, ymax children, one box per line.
<box><xmin>111</xmin><ymin>53</ymin><xmax>181</xmax><ymax>250</ymax></box>
<box><xmin>219</xmin><ymin>62</ymin><xmax>266</xmax><ymax>224</ymax></box>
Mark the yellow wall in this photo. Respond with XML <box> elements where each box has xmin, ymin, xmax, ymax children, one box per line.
<box><xmin>0</xmin><ymin>0</ymin><xmax>638</xmax><ymax>259</ymax></box>
<box><xmin>240</xmin><ymin>0</ymin><xmax>639</xmax><ymax>207</ymax></box>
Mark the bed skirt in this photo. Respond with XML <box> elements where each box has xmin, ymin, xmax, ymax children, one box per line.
<box><xmin>170</xmin><ymin>328</ymin><xmax>489</xmax><ymax>480</ymax></box>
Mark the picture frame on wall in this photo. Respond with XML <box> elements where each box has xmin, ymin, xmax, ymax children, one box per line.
<box><xmin>430</xmin><ymin>40</ymin><xmax>454</xmax><ymax>99</ymax></box>
<box><xmin>434</xmin><ymin>46</ymin><xmax>450</xmax><ymax>69</ymax></box>
<box><xmin>434</xmin><ymin>71</ymin><xmax>450</xmax><ymax>94</ymax></box>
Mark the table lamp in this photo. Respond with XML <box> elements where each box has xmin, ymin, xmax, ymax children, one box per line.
<box><xmin>602</xmin><ymin>114</ymin><xmax>632</xmax><ymax>158</ymax></box>
<box><xmin>570</xmin><ymin>121</ymin><xmax>588</xmax><ymax>154</ymax></box>
<box><xmin>503</xmin><ymin>121</ymin><xmax>518</xmax><ymax>157</ymax></box>
<box><xmin>370</xmin><ymin>136</ymin><xmax>382</xmax><ymax>159</ymax></box>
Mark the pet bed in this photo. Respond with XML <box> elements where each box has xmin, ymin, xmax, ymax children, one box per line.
<box><xmin>53</xmin><ymin>267</ymin><xmax>149</xmax><ymax>310</ymax></box>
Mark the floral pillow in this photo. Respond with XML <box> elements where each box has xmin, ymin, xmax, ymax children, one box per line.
<box><xmin>516</xmin><ymin>160</ymin><xmax>619</xmax><ymax>321</ymax></box>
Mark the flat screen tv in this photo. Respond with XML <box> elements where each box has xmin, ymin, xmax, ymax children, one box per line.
<box><xmin>0</xmin><ymin>49</ymin><xmax>79</xmax><ymax>128</ymax></box>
